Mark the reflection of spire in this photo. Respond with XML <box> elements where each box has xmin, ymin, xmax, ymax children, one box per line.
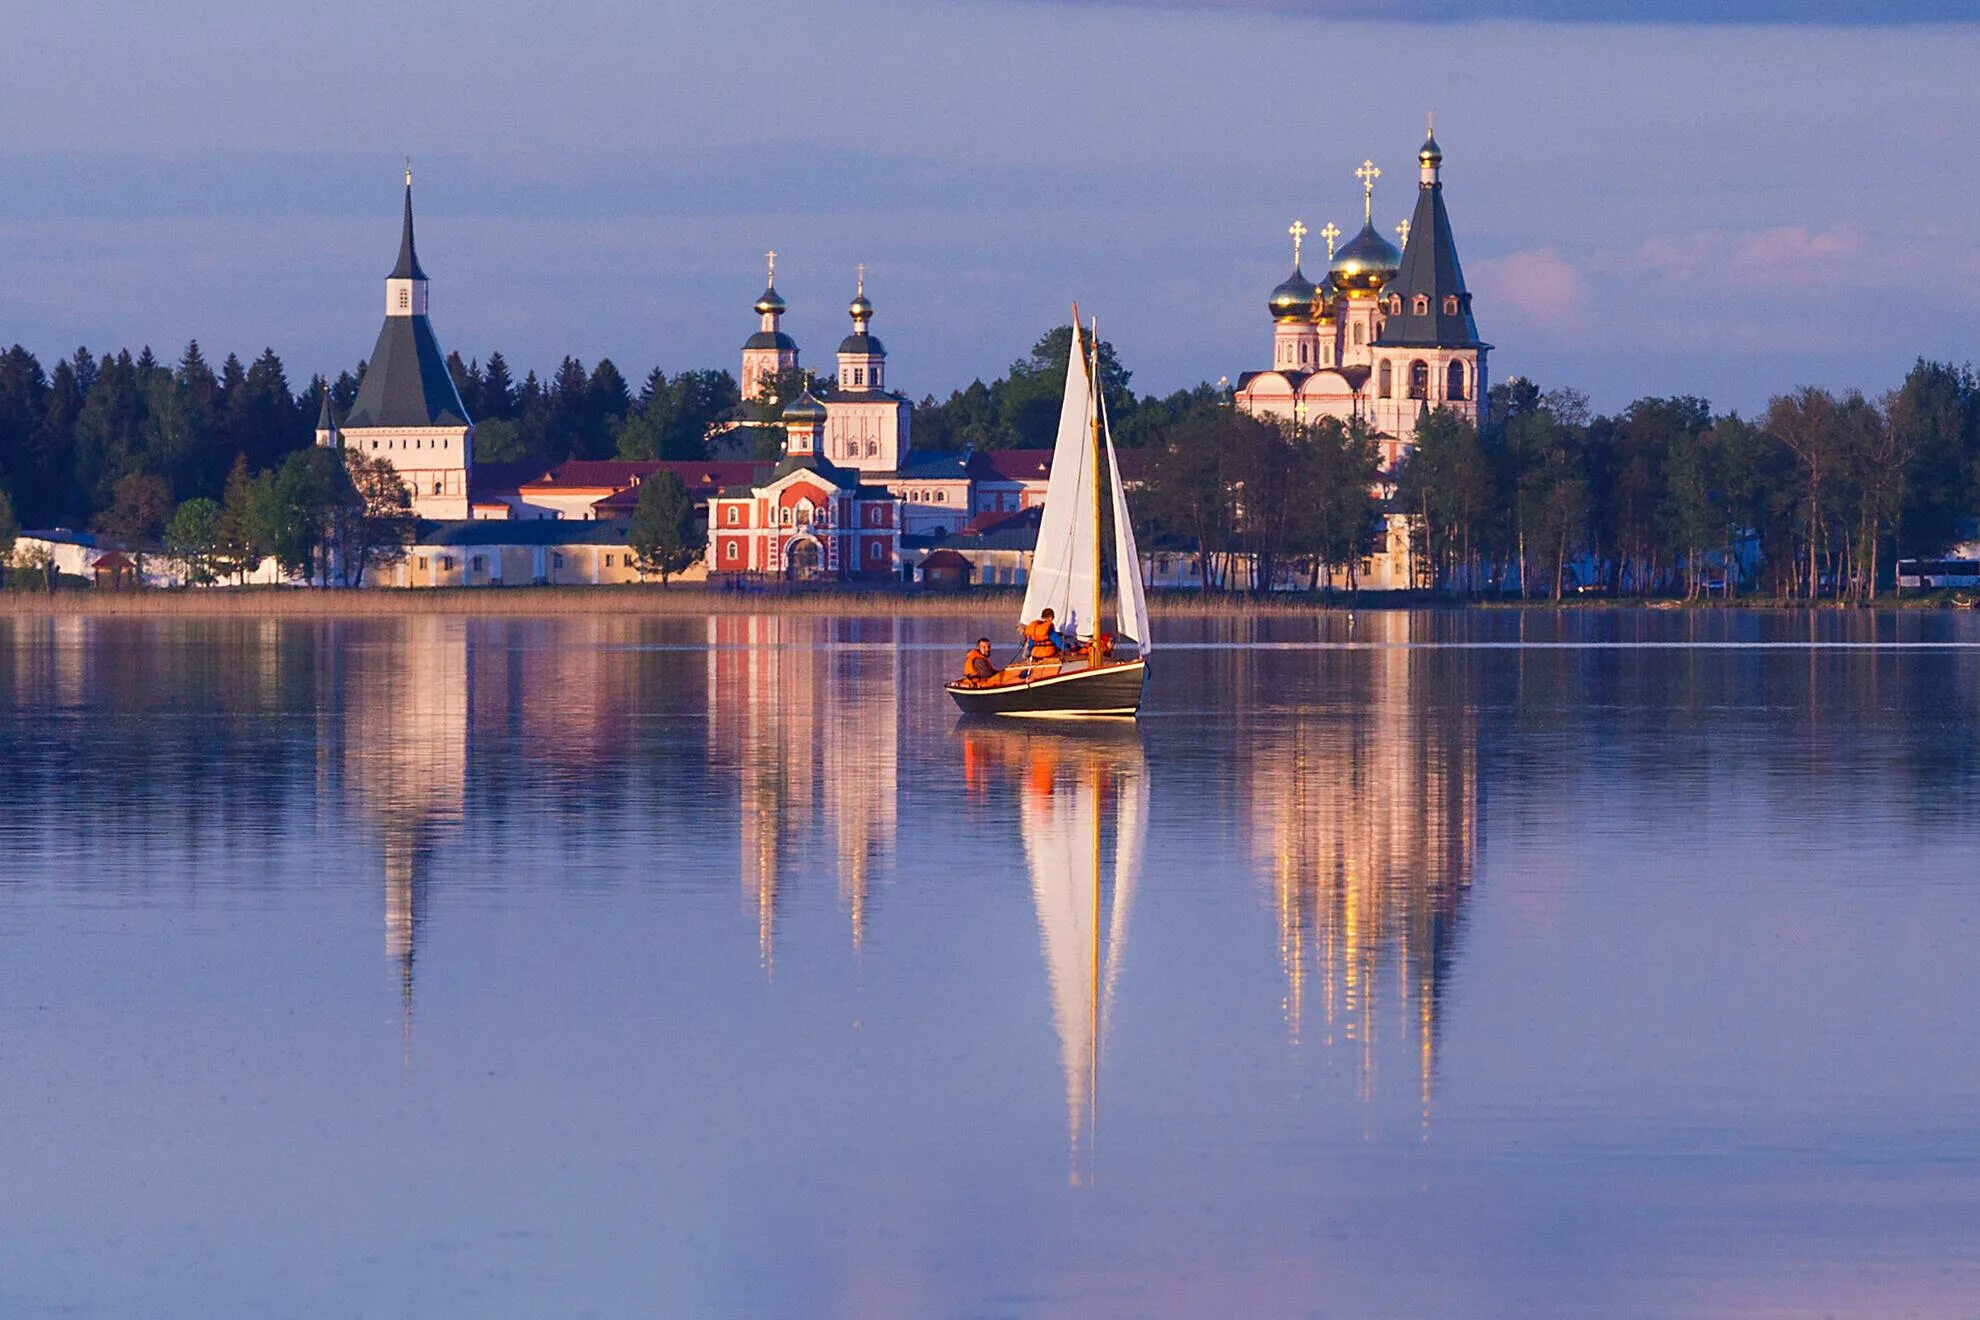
<box><xmin>343</xmin><ymin>617</ymin><xmax>469</xmax><ymax>1063</ymax></box>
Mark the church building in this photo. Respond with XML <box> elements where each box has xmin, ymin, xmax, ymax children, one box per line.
<box><xmin>731</xmin><ymin>259</ymin><xmax>1042</xmax><ymax>539</ymax></box>
<box><xmin>1234</xmin><ymin>126</ymin><xmax>1489</xmax><ymax>474</ymax></box>
<box><xmin>328</xmin><ymin>171</ymin><xmax>476</xmax><ymax>520</ymax></box>
<box><xmin>705</xmin><ymin>388</ymin><xmax>900</xmax><ymax>580</ymax></box>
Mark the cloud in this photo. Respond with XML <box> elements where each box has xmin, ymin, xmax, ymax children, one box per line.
<box><xmin>1596</xmin><ymin>225</ymin><xmax>1864</xmax><ymax>288</ymax></box>
<box><xmin>1470</xmin><ymin>248</ymin><xmax>1591</xmax><ymax>331</ymax></box>
<box><xmin>1003</xmin><ymin>0</ymin><xmax>1980</xmax><ymax>21</ymax></box>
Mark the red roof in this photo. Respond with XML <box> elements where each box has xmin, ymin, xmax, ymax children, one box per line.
<box><xmin>966</xmin><ymin>448</ymin><xmax>1054</xmax><ymax>481</ymax></box>
<box><xmin>522</xmin><ymin>459</ymin><xmax>663</xmax><ymax>491</ymax></box>
<box><xmin>467</xmin><ymin>460</ymin><xmax>553</xmax><ymax>501</ymax></box>
<box><xmin>921</xmin><ymin>549</ymin><xmax>973</xmax><ymax>570</ymax></box>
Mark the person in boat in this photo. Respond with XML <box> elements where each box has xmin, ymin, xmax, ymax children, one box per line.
<box><xmin>961</xmin><ymin>637</ymin><xmax>997</xmax><ymax>686</ymax></box>
<box><xmin>1022</xmin><ymin>609</ymin><xmax>1067</xmax><ymax>662</ymax></box>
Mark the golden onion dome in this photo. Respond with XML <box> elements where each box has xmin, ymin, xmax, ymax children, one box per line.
<box><xmin>1269</xmin><ymin>266</ymin><xmax>1319</xmax><ymax>322</ymax></box>
<box><xmin>1312</xmin><ymin>273</ymin><xmax>1339</xmax><ymax>321</ymax></box>
<box><xmin>1419</xmin><ymin>132</ymin><xmax>1443</xmax><ymax>168</ymax></box>
<box><xmin>848</xmin><ymin>291</ymin><xmax>874</xmax><ymax>320</ymax></box>
<box><xmin>1330</xmin><ymin>222</ymin><xmax>1401</xmax><ymax>297</ymax></box>
<box><xmin>754</xmin><ymin>283</ymin><xmax>788</xmax><ymax>316</ymax></box>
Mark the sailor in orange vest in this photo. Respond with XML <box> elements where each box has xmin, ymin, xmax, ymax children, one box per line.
<box><xmin>1022</xmin><ymin>608</ymin><xmax>1064</xmax><ymax>661</ymax></box>
<box><xmin>960</xmin><ymin>637</ymin><xmax>997</xmax><ymax>686</ymax></box>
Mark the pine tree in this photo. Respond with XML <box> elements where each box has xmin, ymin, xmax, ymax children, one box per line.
<box><xmin>482</xmin><ymin>351</ymin><xmax>516</xmax><ymax>419</ymax></box>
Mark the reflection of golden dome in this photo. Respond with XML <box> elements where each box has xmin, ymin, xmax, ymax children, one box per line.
<box><xmin>1269</xmin><ymin>266</ymin><xmax>1318</xmax><ymax>322</ymax></box>
<box><xmin>1330</xmin><ymin>222</ymin><xmax>1400</xmax><ymax>298</ymax></box>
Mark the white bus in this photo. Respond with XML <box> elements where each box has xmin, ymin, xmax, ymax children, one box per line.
<box><xmin>1896</xmin><ymin>559</ymin><xmax>1980</xmax><ymax>589</ymax></box>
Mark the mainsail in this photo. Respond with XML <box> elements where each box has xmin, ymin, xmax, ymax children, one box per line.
<box><xmin>1017</xmin><ymin>316</ymin><xmax>1150</xmax><ymax>651</ymax></box>
<box><xmin>1018</xmin><ymin>321</ymin><xmax>1101</xmax><ymax>638</ymax></box>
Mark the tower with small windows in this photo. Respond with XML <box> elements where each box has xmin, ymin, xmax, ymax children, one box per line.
<box><xmin>1367</xmin><ymin>123</ymin><xmax>1489</xmax><ymax>438</ymax></box>
<box><xmin>836</xmin><ymin>267</ymin><xmax>887</xmax><ymax>393</ymax></box>
<box><xmin>337</xmin><ymin>168</ymin><xmax>476</xmax><ymax>520</ymax></box>
<box><xmin>741</xmin><ymin>252</ymin><xmax>800</xmax><ymax>401</ymax></box>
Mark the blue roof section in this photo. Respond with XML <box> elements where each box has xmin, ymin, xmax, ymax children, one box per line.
<box><xmin>894</xmin><ymin>451</ymin><xmax>969</xmax><ymax>479</ymax></box>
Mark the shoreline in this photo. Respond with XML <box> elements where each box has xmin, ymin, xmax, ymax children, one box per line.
<box><xmin>0</xmin><ymin>586</ymin><xmax>1973</xmax><ymax>617</ymax></box>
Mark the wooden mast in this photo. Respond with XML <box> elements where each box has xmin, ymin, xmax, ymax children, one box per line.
<box><xmin>1088</xmin><ymin>318</ymin><xmax>1104</xmax><ymax>647</ymax></box>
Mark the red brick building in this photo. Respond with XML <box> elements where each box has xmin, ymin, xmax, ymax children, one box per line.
<box><xmin>705</xmin><ymin>390</ymin><xmax>900</xmax><ymax>581</ymax></box>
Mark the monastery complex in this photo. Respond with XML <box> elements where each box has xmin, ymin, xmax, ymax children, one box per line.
<box><xmin>307</xmin><ymin>125</ymin><xmax>1489</xmax><ymax>590</ymax></box>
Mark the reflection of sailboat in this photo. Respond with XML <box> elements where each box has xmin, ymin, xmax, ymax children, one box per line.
<box><xmin>947</xmin><ymin>316</ymin><xmax>1151</xmax><ymax>717</ymax></box>
<box><xmin>968</xmin><ymin>724</ymin><xmax>1148</xmax><ymax>1183</ymax></box>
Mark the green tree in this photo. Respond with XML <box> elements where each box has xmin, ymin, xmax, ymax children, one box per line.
<box><xmin>627</xmin><ymin>470</ymin><xmax>702</xmax><ymax>583</ymax></box>
<box><xmin>0</xmin><ymin>487</ymin><xmax>18</xmax><ymax>583</ymax></box>
<box><xmin>1395</xmin><ymin>408</ymin><xmax>1490</xmax><ymax>592</ymax></box>
<box><xmin>164</xmin><ymin>496</ymin><xmax>223</xmax><ymax>585</ymax></box>
<box><xmin>336</xmin><ymin>451</ymin><xmax>415</xmax><ymax>587</ymax></box>
<box><xmin>214</xmin><ymin>456</ymin><xmax>276</xmax><ymax>583</ymax></box>
<box><xmin>270</xmin><ymin>447</ymin><xmax>355</xmax><ymax>583</ymax></box>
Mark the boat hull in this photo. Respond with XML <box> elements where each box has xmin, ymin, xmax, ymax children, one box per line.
<box><xmin>946</xmin><ymin>658</ymin><xmax>1148</xmax><ymax>718</ymax></box>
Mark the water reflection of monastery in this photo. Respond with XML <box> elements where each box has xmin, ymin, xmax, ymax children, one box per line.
<box><xmin>1246</xmin><ymin>612</ymin><xmax>1477</xmax><ymax>1112</ymax></box>
<box><xmin>704</xmin><ymin>618</ymin><xmax>900</xmax><ymax>970</ymax></box>
<box><xmin>965</xmin><ymin>725</ymin><xmax>1148</xmax><ymax>1186</ymax></box>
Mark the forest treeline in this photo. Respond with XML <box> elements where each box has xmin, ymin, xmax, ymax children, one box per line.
<box><xmin>2</xmin><ymin>330</ymin><xmax>1977</xmax><ymax>598</ymax></box>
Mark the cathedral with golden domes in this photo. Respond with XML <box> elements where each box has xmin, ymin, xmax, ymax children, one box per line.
<box><xmin>1234</xmin><ymin>125</ymin><xmax>1490</xmax><ymax>475</ymax></box>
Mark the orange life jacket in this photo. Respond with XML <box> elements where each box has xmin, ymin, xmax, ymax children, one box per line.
<box><xmin>963</xmin><ymin>650</ymin><xmax>996</xmax><ymax>682</ymax></box>
<box><xmin>1024</xmin><ymin>619</ymin><xmax>1059</xmax><ymax>659</ymax></box>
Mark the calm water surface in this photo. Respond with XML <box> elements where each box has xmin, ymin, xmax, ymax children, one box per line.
<box><xmin>2</xmin><ymin>610</ymin><xmax>1978</xmax><ymax>1317</ymax></box>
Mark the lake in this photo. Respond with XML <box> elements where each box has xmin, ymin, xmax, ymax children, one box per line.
<box><xmin>2</xmin><ymin>609</ymin><xmax>1977</xmax><ymax>1317</ymax></box>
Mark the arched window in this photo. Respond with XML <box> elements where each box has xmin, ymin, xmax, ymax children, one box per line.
<box><xmin>1353</xmin><ymin>323</ymin><xmax>1365</xmax><ymax>346</ymax></box>
<box><xmin>1377</xmin><ymin>360</ymin><xmax>1393</xmax><ymax>398</ymax></box>
<box><xmin>1443</xmin><ymin>295</ymin><xmax>1460</xmax><ymax>316</ymax></box>
<box><xmin>1412</xmin><ymin>295</ymin><xmax>1429</xmax><ymax>316</ymax></box>
<box><xmin>1447</xmin><ymin>360</ymin><xmax>1467</xmax><ymax>401</ymax></box>
<box><xmin>1388</xmin><ymin>295</ymin><xmax>1402</xmax><ymax>315</ymax></box>
<box><xmin>1408</xmin><ymin>360</ymin><xmax>1429</xmax><ymax>400</ymax></box>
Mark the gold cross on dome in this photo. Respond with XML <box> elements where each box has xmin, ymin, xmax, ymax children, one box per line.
<box><xmin>1356</xmin><ymin>159</ymin><xmax>1381</xmax><ymax>221</ymax></box>
<box><xmin>1396</xmin><ymin>219</ymin><xmax>1411</xmax><ymax>248</ymax></box>
<box><xmin>855</xmin><ymin>262</ymin><xmax>867</xmax><ymax>294</ymax></box>
<box><xmin>766</xmin><ymin>250</ymin><xmax>777</xmax><ymax>282</ymax></box>
<box><xmin>1288</xmin><ymin>219</ymin><xmax>1308</xmax><ymax>265</ymax></box>
<box><xmin>1320</xmin><ymin>221</ymin><xmax>1340</xmax><ymax>260</ymax></box>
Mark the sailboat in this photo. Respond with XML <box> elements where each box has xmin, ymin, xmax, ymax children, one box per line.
<box><xmin>946</xmin><ymin>313</ymin><xmax>1151</xmax><ymax>717</ymax></box>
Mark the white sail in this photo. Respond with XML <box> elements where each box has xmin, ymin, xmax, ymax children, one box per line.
<box><xmin>1018</xmin><ymin>322</ymin><xmax>1100</xmax><ymax>639</ymax></box>
<box><xmin>1100</xmin><ymin>396</ymin><xmax>1150</xmax><ymax>651</ymax></box>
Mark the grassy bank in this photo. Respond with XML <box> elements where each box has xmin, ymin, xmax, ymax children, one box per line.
<box><xmin>3</xmin><ymin>585</ymin><xmax>1974</xmax><ymax>617</ymax></box>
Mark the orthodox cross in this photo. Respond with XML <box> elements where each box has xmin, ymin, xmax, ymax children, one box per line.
<box><xmin>765</xmin><ymin>249</ymin><xmax>777</xmax><ymax>284</ymax></box>
<box><xmin>1288</xmin><ymin>219</ymin><xmax>1308</xmax><ymax>266</ymax></box>
<box><xmin>855</xmin><ymin>262</ymin><xmax>867</xmax><ymax>295</ymax></box>
<box><xmin>1396</xmin><ymin>219</ymin><xmax>1411</xmax><ymax>248</ymax></box>
<box><xmin>1320</xmin><ymin>221</ymin><xmax>1340</xmax><ymax>260</ymax></box>
<box><xmin>1355</xmin><ymin>159</ymin><xmax>1380</xmax><ymax>222</ymax></box>
<box><xmin>405</xmin><ymin>157</ymin><xmax>412</xmax><ymax>187</ymax></box>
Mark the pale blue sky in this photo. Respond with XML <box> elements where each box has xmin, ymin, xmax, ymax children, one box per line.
<box><xmin>1</xmin><ymin>0</ymin><xmax>1976</xmax><ymax>413</ymax></box>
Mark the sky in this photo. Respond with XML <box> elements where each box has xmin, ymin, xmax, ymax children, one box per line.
<box><xmin>1</xmin><ymin>0</ymin><xmax>1977</xmax><ymax>415</ymax></box>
